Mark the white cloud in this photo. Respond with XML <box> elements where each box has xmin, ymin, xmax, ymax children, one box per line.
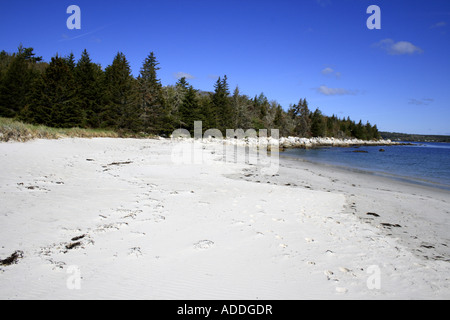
<box><xmin>316</xmin><ymin>85</ymin><xmax>357</xmax><ymax>96</ymax></box>
<box><xmin>321</xmin><ymin>67</ymin><xmax>341</xmax><ymax>79</ymax></box>
<box><xmin>321</xmin><ymin>67</ymin><xmax>334</xmax><ymax>75</ymax></box>
<box><xmin>430</xmin><ymin>21</ymin><xmax>446</xmax><ymax>29</ymax></box>
<box><xmin>174</xmin><ymin>72</ymin><xmax>195</xmax><ymax>80</ymax></box>
<box><xmin>374</xmin><ymin>39</ymin><xmax>423</xmax><ymax>55</ymax></box>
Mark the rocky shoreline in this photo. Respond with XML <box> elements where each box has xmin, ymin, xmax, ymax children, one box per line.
<box><xmin>171</xmin><ymin>135</ymin><xmax>411</xmax><ymax>150</ymax></box>
<box><xmin>278</xmin><ymin>137</ymin><xmax>409</xmax><ymax>149</ymax></box>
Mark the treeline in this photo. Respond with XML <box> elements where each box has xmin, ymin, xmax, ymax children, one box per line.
<box><xmin>0</xmin><ymin>45</ymin><xmax>380</xmax><ymax>139</ymax></box>
<box><xmin>380</xmin><ymin>132</ymin><xmax>450</xmax><ymax>143</ymax></box>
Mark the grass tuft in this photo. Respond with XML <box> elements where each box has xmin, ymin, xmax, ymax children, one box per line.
<box><xmin>0</xmin><ymin>117</ymin><xmax>156</xmax><ymax>142</ymax></box>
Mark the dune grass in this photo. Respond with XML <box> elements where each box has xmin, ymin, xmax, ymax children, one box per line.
<box><xmin>0</xmin><ymin>117</ymin><xmax>154</xmax><ymax>142</ymax></box>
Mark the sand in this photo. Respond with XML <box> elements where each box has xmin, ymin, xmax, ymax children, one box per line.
<box><xmin>0</xmin><ymin>138</ymin><xmax>449</xmax><ymax>299</ymax></box>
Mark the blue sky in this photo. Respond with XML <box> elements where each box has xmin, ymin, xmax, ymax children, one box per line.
<box><xmin>1</xmin><ymin>0</ymin><xmax>449</xmax><ymax>134</ymax></box>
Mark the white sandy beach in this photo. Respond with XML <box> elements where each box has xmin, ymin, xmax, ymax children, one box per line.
<box><xmin>0</xmin><ymin>138</ymin><xmax>449</xmax><ymax>299</ymax></box>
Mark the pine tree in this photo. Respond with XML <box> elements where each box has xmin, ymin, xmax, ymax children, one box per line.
<box><xmin>372</xmin><ymin>124</ymin><xmax>380</xmax><ymax>140</ymax></box>
<box><xmin>211</xmin><ymin>75</ymin><xmax>231</xmax><ymax>131</ymax></box>
<box><xmin>352</xmin><ymin>120</ymin><xmax>365</xmax><ymax>139</ymax></box>
<box><xmin>20</xmin><ymin>74</ymin><xmax>51</xmax><ymax>125</ymax></box>
<box><xmin>198</xmin><ymin>92</ymin><xmax>213</xmax><ymax>131</ymax></box>
<box><xmin>101</xmin><ymin>52</ymin><xmax>139</xmax><ymax>131</ymax></box>
<box><xmin>311</xmin><ymin>108</ymin><xmax>325</xmax><ymax>137</ymax></box>
<box><xmin>0</xmin><ymin>54</ymin><xmax>28</xmax><ymax>117</ymax></box>
<box><xmin>0</xmin><ymin>50</ymin><xmax>12</xmax><ymax>79</ymax></box>
<box><xmin>174</xmin><ymin>77</ymin><xmax>189</xmax><ymax>118</ymax></box>
<box><xmin>0</xmin><ymin>46</ymin><xmax>385</xmax><ymax>140</ymax></box>
<box><xmin>75</xmin><ymin>49</ymin><xmax>104</xmax><ymax>128</ymax></box>
<box><xmin>295</xmin><ymin>98</ymin><xmax>311</xmax><ymax>137</ymax></box>
<box><xmin>257</xmin><ymin>93</ymin><xmax>268</xmax><ymax>120</ymax></box>
<box><xmin>326</xmin><ymin>115</ymin><xmax>336</xmax><ymax>137</ymax></box>
<box><xmin>137</xmin><ymin>52</ymin><xmax>165</xmax><ymax>133</ymax></box>
<box><xmin>273</xmin><ymin>105</ymin><xmax>284</xmax><ymax>128</ymax></box>
<box><xmin>231</xmin><ymin>86</ymin><xmax>240</xmax><ymax>128</ymax></box>
<box><xmin>0</xmin><ymin>46</ymin><xmax>40</xmax><ymax>117</ymax></box>
<box><xmin>21</xmin><ymin>55</ymin><xmax>82</xmax><ymax>128</ymax></box>
<box><xmin>178</xmin><ymin>85</ymin><xmax>200</xmax><ymax>133</ymax></box>
<box><xmin>65</xmin><ymin>52</ymin><xmax>76</xmax><ymax>72</ymax></box>
<box><xmin>17</xmin><ymin>44</ymin><xmax>42</xmax><ymax>63</ymax></box>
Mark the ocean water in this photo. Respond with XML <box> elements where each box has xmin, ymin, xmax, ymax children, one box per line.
<box><xmin>281</xmin><ymin>142</ymin><xmax>450</xmax><ymax>190</ymax></box>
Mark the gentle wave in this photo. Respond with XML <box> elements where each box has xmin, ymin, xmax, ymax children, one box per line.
<box><xmin>281</xmin><ymin>142</ymin><xmax>450</xmax><ymax>190</ymax></box>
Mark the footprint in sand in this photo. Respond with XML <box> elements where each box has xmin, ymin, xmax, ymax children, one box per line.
<box><xmin>130</xmin><ymin>231</ymin><xmax>147</xmax><ymax>237</ymax></box>
<box><xmin>198</xmin><ymin>201</ymin><xmax>210</xmax><ymax>207</ymax></box>
<box><xmin>339</xmin><ymin>267</ymin><xmax>351</xmax><ymax>274</ymax></box>
<box><xmin>142</xmin><ymin>199</ymin><xmax>162</xmax><ymax>208</ymax></box>
<box><xmin>335</xmin><ymin>287</ymin><xmax>348</xmax><ymax>294</ymax></box>
<box><xmin>324</xmin><ymin>270</ymin><xmax>334</xmax><ymax>280</ymax></box>
<box><xmin>141</xmin><ymin>214</ymin><xmax>166</xmax><ymax>223</ymax></box>
<box><xmin>128</xmin><ymin>247</ymin><xmax>143</xmax><ymax>258</ymax></box>
<box><xmin>194</xmin><ymin>240</ymin><xmax>215</xmax><ymax>250</ymax></box>
<box><xmin>151</xmin><ymin>214</ymin><xmax>166</xmax><ymax>223</ymax></box>
<box><xmin>119</xmin><ymin>210</ymin><xmax>142</xmax><ymax>220</ymax></box>
<box><xmin>324</xmin><ymin>270</ymin><xmax>342</xmax><ymax>283</ymax></box>
<box><xmin>95</xmin><ymin>222</ymin><xmax>128</xmax><ymax>233</ymax></box>
<box><xmin>325</xmin><ymin>250</ymin><xmax>335</xmax><ymax>257</ymax></box>
<box><xmin>232</xmin><ymin>220</ymin><xmax>245</xmax><ymax>226</ymax></box>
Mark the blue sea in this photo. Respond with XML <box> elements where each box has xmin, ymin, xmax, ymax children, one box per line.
<box><xmin>281</xmin><ymin>142</ymin><xmax>450</xmax><ymax>190</ymax></box>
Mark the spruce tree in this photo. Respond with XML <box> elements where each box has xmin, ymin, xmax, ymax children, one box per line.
<box><xmin>17</xmin><ymin>44</ymin><xmax>42</xmax><ymax>63</ymax></box>
<box><xmin>311</xmin><ymin>108</ymin><xmax>325</xmax><ymax>137</ymax></box>
<box><xmin>20</xmin><ymin>74</ymin><xmax>51</xmax><ymax>125</ymax></box>
<box><xmin>372</xmin><ymin>124</ymin><xmax>380</xmax><ymax>140</ymax></box>
<box><xmin>257</xmin><ymin>93</ymin><xmax>268</xmax><ymax>120</ymax></box>
<box><xmin>0</xmin><ymin>46</ymin><xmax>40</xmax><ymax>117</ymax></box>
<box><xmin>178</xmin><ymin>85</ymin><xmax>200</xmax><ymax>133</ymax></box>
<box><xmin>296</xmin><ymin>98</ymin><xmax>311</xmax><ymax>137</ymax></box>
<box><xmin>172</xmin><ymin>77</ymin><xmax>189</xmax><ymax>128</ymax></box>
<box><xmin>22</xmin><ymin>55</ymin><xmax>82</xmax><ymax>127</ymax></box>
<box><xmin>138</xmin><ymin>52</ymin><xmax>165</xmax><ymax>133</ymax></box>
<box><xmin>0</xmin><ymin>54</ymin><xmax>28</xmax><ymax>117</ymax></box>
<box><xmin>273</xmin><ymin>105</ymin><xmax>284</xmax><ymax>129</ymax></box>
<box><xmin>0</xmin><ymin>46</ymin><xmax>384</xmax><ymax>140</ymax></box>
<box><xmin>75</xmin><ymin>49</ymin><xmax>103</xmax><ymax>128</ymax></box>
<box><xmin>198</xmin><ymin>92</ymin><xmax>213</xmax><ymax>131</ymax></box>
<box><xmin>102</xmin><ymin>52</ymin><xmax>139</xmax><ymax>131</ymax></box>
<box><xmin>302</xmin><ymin>99</ymin><xmax>312</xmax><ymax>137</ymax></box>
<box><xmin>211</xmin><ymin>75</ymin><xmax>231</xmax><ymax>131</ymax></box>
<box><xmin>65</xmin><ymin>52</ymin><xmax>76</xmax><ymax>72</ymax></box>
<box><xmin>231</xmin><ymin>86</ymin><xmax>247</xmax><ymax>129</ymax></box>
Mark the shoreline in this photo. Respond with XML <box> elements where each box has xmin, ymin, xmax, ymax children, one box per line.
<box><xmin>273</xmin><ymin>155</ymin><xmax>450</xmax><ymax>263</ymax></box>
<box><xmin>279</xmin><ymin>152</ymin><xmax>450</xmax><ymax>192</ymax></box>
<box><xmin>278</xmin><ymin>136</ymin><xmax>409</xmax><ymax>149</ymax></box>
<box><xmin>224</xmin><ymin>144</ymin><xmax>450</xmax><ymax>264</ymax></box>
<box><xmin>0</xmin><ymin>138</ymin><xmax>449</xmax><ymax>299</ymax></box>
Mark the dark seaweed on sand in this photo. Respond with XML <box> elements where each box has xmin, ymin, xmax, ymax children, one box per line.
<box><xmin>0</xmin><ymin>251</ymin><xmax>24</xmax><ymax>266</ymax></box>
